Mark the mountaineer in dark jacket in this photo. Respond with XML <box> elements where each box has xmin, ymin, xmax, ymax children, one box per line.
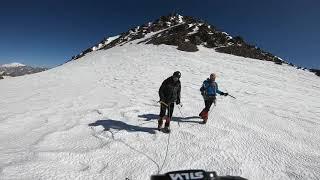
<box><xmin>199</xmin><ymin>73</ymin><xmax>228</xmax><ymax>124</ymax></box>
<box><xmin>158</xmin><ymin>71</ymin><xmax>181</xmax><ymax>133</ymax></box>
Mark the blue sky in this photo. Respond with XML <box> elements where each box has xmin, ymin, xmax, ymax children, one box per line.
<box><xmin>0</xmin><ymin>0</ymin><xmax>319</xmax><ymax>69</ymax></box>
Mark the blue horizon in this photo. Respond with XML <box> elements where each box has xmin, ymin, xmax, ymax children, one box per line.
<box><xmin>0</xmin><ymin>0</ymin><xmax>319</xmax><ymax>69</ymax></box>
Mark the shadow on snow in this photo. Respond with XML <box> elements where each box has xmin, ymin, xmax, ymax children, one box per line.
<box><xmin>138</xmin><ymin>114</ymin><xmax>201</xmax><ymax>124</ymax></box>
<box><xmin>89</xmin><ymin>119</ymin><xmax>157</xmax><ymax>134</ymax></box>
<box><xmin>88</xmin><ymin>114</ymin><xmax>201</xmax><ymax>134</ymax></box>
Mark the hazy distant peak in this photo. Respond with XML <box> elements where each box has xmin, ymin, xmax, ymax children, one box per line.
<box><xmin>1</xmin><ymin>62</ymin><xmax>26</xmax><ymax>67</ymax></box>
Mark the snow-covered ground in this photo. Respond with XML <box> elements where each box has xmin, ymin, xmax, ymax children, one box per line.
<box><xmin>0</xmin><ymin>42</ymin><xmax>319</xmax><ymax>180</ymax></box>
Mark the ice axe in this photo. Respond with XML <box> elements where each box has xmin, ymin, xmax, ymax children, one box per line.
<box><xmin>158</xmin><ymin>101</ymin><xmax>168</xmax><ymax>107</ymax></box>
<box><xmin>159</xmin><ymin>100</ymin><xmax>183</xmax><ymax>107</ymax></box>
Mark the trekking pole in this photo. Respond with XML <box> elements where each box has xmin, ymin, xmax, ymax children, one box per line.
<box><xmin>227</xmin><ymin>94</ymin><xmax>236</xmax><ymax>99</ymax></box>
<box><xmin>177</xmin><ymin>105</ymin><xmax>185</xmax><ymax>127</ymax></box>
<box><xmin>177</xmin><ymin>104</ymin><xmax>184</xmax><ymax>116</ymax></box>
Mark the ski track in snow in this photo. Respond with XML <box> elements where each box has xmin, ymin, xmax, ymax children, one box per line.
<box><xmin>0</xmin><ymin>43</ymin><xmax>320</xmax><ymax>180</ymax></box>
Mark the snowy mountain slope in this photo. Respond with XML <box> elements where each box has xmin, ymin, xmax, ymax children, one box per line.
<box><xmin>0</xmin><ymin>39</ymin><xmax>320</xmax><ymax>179</ymax></box>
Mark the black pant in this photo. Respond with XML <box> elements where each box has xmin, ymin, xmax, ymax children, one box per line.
<box><xmin>159</xmin><ymin>102</ymin><xmax>174</xmax><ymax>118</ymax></box>
<box><xmin>203</xmin><ymin>96</ymin><xmax>216</xmax><ymax>112</ymax></box>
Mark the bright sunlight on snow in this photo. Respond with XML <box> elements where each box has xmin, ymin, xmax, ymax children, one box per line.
<box><xmin>0</xmin><ymin>41</ymin><xmax>319</xmax><ymax>179</ymax></box>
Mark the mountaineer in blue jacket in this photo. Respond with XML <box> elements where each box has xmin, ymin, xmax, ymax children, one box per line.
<box><xmin>199</xmin><ymin>73</ymin><xmax>228</xmax><ymax>123</ymax></box>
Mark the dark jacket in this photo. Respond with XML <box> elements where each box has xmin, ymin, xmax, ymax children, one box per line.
<box><xmin>159</xmin><ymin>76</ymin><xmax>181</xmax><ymax>104</ymax></box>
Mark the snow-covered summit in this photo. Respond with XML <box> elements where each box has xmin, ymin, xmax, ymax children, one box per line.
<box><xmin>0</xmin><ymin>62</ymin><xmax>26</xmax><ymax>67</ymax></box>
<box><xmin>70</xmin><ymin>14</ymin><xmax>286</xmax><ymax>65</ymax></box>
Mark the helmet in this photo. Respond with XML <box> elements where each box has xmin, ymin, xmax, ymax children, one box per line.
<box><xmin>173</xmin><ymin>71</ymin><xmax>181</xmax><ymax>78</ymax></box>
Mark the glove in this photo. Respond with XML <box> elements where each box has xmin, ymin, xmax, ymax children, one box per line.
<box><xmin>224</xmin><ymin>92</ymin><xmax>228</xmax><ymax>96</ymax></box>
<box><xmin>176</xmin><ymin>99</ymin><xmax>180</xmax><ymax>105</ymax></box>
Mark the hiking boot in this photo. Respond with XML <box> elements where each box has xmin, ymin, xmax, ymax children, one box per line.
<box><xmin>199</xmin><ymin>109</ymin><xmax>205</xmax><ymax>117</ymax></box>
<box><xmin>200</xmin><ymin>110</ymin><xmax>208</xmax><ymax>119</ymax></box>
<box><xmin>202</xmin><ymin>118</ymin><xmax>207</xmax><ymax>124</ymax></box>
<box><xmin>162</xmin><ymin>126</ymin><xmax>171</xmax><ymax>133</ymax></box>
<box><xmin>158</xmin><ymin>118</ymin><xmax>163</xmax><ymax>130</ymax></box>
<box><xmin>200</xmin><ymin>111</ymin><xmax>208</xmax><ymax>124</ymax></box>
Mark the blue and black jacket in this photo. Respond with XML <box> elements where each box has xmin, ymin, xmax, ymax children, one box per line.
<box><xmin>200</xmin><ymin>78</ymin><xmax>224</xmax><ymax>98</ymax></box>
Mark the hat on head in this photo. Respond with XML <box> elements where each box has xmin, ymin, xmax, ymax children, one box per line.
<box><xmin>173</xmin><ymin>71</ymin><xmax>181</xmax><ymax>78</ymax></box>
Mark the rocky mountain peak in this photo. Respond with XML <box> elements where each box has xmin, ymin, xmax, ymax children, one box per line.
<box><xmin>70</xmin><ymin>13</ymin><xmax>285</xmax><ymax>66</ymax></box>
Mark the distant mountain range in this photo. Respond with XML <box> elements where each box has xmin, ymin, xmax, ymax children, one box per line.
<box><xmin>0</xmin><ymin>63</ymin><xmax>48</xmax><ymax>79</ymax></box>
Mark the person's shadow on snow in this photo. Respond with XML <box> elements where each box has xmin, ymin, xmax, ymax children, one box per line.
<box><xmin>138</xmin><ymin>114</ymin><xmax>201</xmax><ymax>124</ymax></box>
<box><xmin>89</xmin><ymin>119</ymin><xmax>157</xmax><ymax>134</ymax></box>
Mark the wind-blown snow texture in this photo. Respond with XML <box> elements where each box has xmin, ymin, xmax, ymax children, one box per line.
<box><xmin>0</xmin><ymin>37</ymin><xmax>320</xmax><ymax>179</ymax></box>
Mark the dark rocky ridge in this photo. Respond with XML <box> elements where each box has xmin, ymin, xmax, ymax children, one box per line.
<box><xmin>70</xmin><ymin>14</ymin><xmax>320</xmax><ymax>77</ymax></box>
<box><xmin>310</xmin><ymin>69</ymin><xmax>320</xmax><ymax>77</ymax></box>
<box><xmin>70</xmin><ymin>14</ymin><xmax>286</xmax><ymax>66</ymax></box>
